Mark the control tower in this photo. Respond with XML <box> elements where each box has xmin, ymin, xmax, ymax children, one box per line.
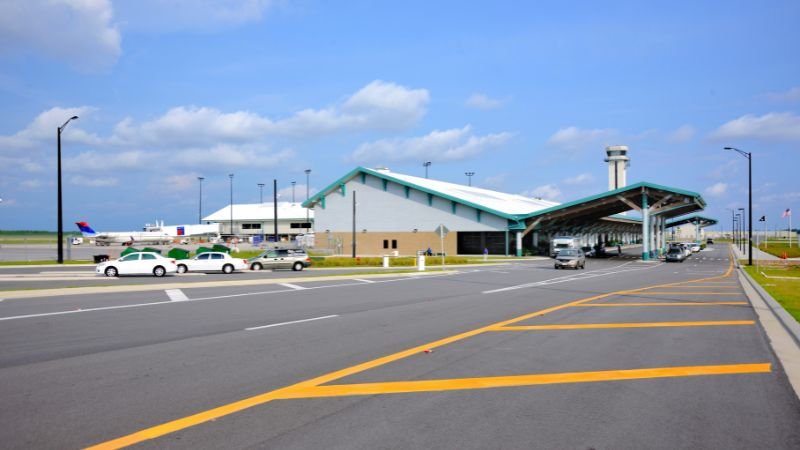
<box><xmin>605</xmin><ymin>145</ymin><xmax>630</xmax><ymax>190</ymax></box>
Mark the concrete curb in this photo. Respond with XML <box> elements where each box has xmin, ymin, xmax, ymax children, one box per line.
<box><xmin>740</xmin><ymin>267</ymin><xmax>800</xmax><ymax>348</ymax></box>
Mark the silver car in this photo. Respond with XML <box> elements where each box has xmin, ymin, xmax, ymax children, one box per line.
<box><xmin>554</xmin><ymin>248</ymin><xmax>586</xmax><ymax>270</ymax></box>
<box><xmin>250</xmin><ymin>248</ymin><xmax>311</xmax><ymax>271</ymax></box>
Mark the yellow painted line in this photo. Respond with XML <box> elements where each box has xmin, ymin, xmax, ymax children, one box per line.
<box><xmin>279</xmin><ymin>363</ymin><xmax>772</xmax><ymax>399</ymax></box>
<box><xmin>618</xmin><ymin>292</ymin><xmax>742</xmax><ymax>295</ymax></box>
<box><xmin>578</xmin><ymin>302</ymin><xmax>748</xmax><ymax>307</ymax></box>
<box><xmin>662</xmin><ymin>285</ymin><xmax>739</xmax><ymax>289</ymax></box>
<box><xmin>492</xmin><ymin>321</ymin><xmax>754</xmax><ymax>330</ymax></box>
<box><xmin>85</xmin><ymin>253</ymin><xmax>741</xmax><ymax>449</ymax></box>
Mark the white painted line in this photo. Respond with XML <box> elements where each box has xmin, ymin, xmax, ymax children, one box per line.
<box><xmin>483</xmin><ymin>263</ymin><xmax>663</xmax><ymax>294</ymax></box>
<box><xmin>0</xmin><ymin>272</ymin><xmax>459</xmax><ymax>322</ymax></box>
<box><xmin>279</xmin><ymin>283</ymin><xmax>308</xmax><ymax>290</ymax></box>
<box><xmin>245</xmin><ymin>315</ymin><xmax>338</xmax><ymax>331</ymax></box>
<box><xmin>166</xmin><ymin>289</ymin><xmax>189</xmax><ymax>301</ymax></box>
<box><xmin>353</xmin><ymin>278</ymin><xmax>375</xmax><ymax>283</ymax></box>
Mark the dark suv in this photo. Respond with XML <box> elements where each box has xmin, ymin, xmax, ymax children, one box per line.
<box><xmin>250</xmin><ymin>248</ymin><xmax>311</xmax><ymax>271</ymax></box>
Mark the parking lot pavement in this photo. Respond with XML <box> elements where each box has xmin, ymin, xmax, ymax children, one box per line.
<box><xmin>74</xmin><ymin>246</ymin><xmax>800</xmax><ymax>450</ymax></box>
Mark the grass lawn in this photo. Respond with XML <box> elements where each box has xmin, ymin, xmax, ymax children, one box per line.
<box><xmin>744</xmin><ymin>265</ymin><xmax>800</xmax><ymax>323</ymax></box>
<box><xmin>757</xmin><ymin>241</ymin><xmax>800</xmax><ymax>258</ymax></box>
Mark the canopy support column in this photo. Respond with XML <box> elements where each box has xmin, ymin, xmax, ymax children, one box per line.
<box><xmin>642</xmin><ymin>193</ymin><xmax>650</xmax><ymax>260</ymax></box>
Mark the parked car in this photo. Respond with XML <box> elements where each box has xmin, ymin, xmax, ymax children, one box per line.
<box><xmin>176</xmin><ymin>252</ymin><xmax>248</xmax><ymax>274</ymax></box>
<box><xmin>689</xmin><ymin>243</ymin><xmax>701</xmax><ymax>252</ymax></box>
<box><xmin>250</xmin><ymin>248</ymin><xmax>312</xmax><ymax>271</ymax></box>
<box><xmin>554</xmin><ymin>248</ymin><xmax>586</xmax><ymax>270</ymax></box>
<box><xmin>96</xmin><ymin>252</ymin><xmax>177</xmax><ymax>277</ymax></box>
<box><xmin>706</xmin><ymin>238</ymin><xmax>714</xmax><ymax>245</ymax></box>
<box><xmin>665</xmin><ymin>247</ymin><xmax>686</xmax><ymax>262</ymax></box>
<box><xmin>581</xmin><ymin>246</ymin><xmax>596</xmax><ymax>258</ymax></box>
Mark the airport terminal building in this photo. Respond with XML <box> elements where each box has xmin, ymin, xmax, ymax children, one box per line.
<box><xmin>303</xmin><ymin>147</ymin><xmax>709</xmax><ymax>259</ymax></box>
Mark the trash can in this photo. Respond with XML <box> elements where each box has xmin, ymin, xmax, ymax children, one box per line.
<box><xmin>417</xmin><ymin>251</ymin><xmax>426</xmax><ymax>271</ymax></box>
<box><xmin>212</xmin><ymin>244</ymin><xmax>231</xmax><ymax>254</ymax></box>
<box><xmin>196</xmin><ymin>246</ymin><xmax>213</xmax><ymax>255</ymax></box>
<box><xmin>141</xmin><ymin>247</ymin><xmax>162</xmax><ymax>254</ymax></box>
<box><xmin>93</xmin><ymin>254</ymin><xmax>109</xmax><ymax>263</ymax></box>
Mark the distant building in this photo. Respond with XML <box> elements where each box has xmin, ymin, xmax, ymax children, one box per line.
<box><xmin>605</xmin><ymin>145</ymin><xmax>630</xmax><ymax>191</ymax></box>
<box><xmin>203</xmin><ymin>202</ymin><xmax>313</xmax><ymax>242</ymax></box>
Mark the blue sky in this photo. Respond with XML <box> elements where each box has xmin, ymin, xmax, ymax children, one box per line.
<box><xmin>0</xmin><ymin>0</ymin><xmax>798</xmax><ymax>232</ymax></box>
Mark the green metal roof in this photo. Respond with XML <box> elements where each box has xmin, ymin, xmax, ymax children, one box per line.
<box><xmin>666</xmin><ymin>215</ymin><xmax>718</xmax><ymax>228</ymax></box>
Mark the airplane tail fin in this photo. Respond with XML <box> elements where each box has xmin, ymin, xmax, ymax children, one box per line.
<box><xmin>75</xmin><ymin>221</ymin><xmax>98</xmax><ymax>237</ymax></box>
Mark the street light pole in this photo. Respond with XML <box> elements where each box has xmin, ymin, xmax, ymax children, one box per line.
<box><xmin>738</xmin><ymin>207</ymin><xmax>745</xmax><ymax>254</ymax></box>
<box><xmin>423</xmin><ymin>161</ymin><xmax>431</xmax><ymax>178</ymax></box>
<box><xmin>258</xmin><ymin>183</ymin><xmax>265</xmax><ymax>203</ymax></box>
<box><xmin>57</xmin><ymin>115</ymin><xmax>79</xmax><ymax>264</ymax></box>
<box><xmin>229</xmin><ymin>174</ymin><xmax>234</xmax><ymax>237</ymax></box>
<box><xmin>197</xmin><ymin>177</ymin><xmax>204</xmax><ymax>224</ymax></box>
<box><xmin>291</xmin><ymin>181</ymin><xmax>296</xmax><ymax>204</ymax></box>
<box><xmin>465</xmin><ymin>171</ymin><xmax>475</xmax><ymax>186</ymax></box>
<box><xmin>304</xmin><ymin>169</ymin><xmax>311</xmax><ymax>232</ymax></box>
<box><xmin>725</xmin><ymin>147</ymin><xmax>753</xmax><ymax>266</ymax></box>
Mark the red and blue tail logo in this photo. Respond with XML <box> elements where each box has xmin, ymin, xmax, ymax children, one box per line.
<box><xmin>75</xmin><ymin>221</ymin><xmax>98</xmax><ymax>236</ymax></box>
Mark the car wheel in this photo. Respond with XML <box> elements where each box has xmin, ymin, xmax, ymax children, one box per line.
<box><xmin>554</xmin><ymin>265</ymin><xmax>559</xmax><ymax>270</ymax></box>
<box><xmin>104</xmin><ymin>266</ymin><xmax>118</xmax><ymax>277</ymax></box>
<box><xmin>153</xmin><ymin>266</ymin><xmax>166</xmax><ymax>277</ymax></box>
<box><xmin>222</xmin><ymin>264</ymin><xmax>234</xmax><ymax>274</ymax></box>
<box><xmin>177</xmin><ymin>264</ymin><xmax>187</xmax><ymax>274</ymax></box>
<box><xmin>292</xmin><ymin>262</ymin><xmax>304</xmax><ymax>271</ymax></box>
<box><xmin>251</xmin><ymin>263</ymin><xmax>263</xmax><ymax>271</ymax></box>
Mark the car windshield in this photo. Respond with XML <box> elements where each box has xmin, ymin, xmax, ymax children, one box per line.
<box><xmin>560</xmin><ymin>249</ymin><xmax>577</xmax><ymax>256</ymax></box>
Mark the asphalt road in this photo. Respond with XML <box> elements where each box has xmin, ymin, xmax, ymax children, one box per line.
<box><xmin>0</xmin><ymin>245</ymin><xmax>797</xmax><ymax>449</ymax></box>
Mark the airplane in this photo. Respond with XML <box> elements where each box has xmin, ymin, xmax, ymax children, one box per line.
<box><xmin>75</xmin><ymin>221</ymin><xmax>173</xmax><ymax>246</ymax></box>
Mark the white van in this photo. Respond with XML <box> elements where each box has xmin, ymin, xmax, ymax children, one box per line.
<box><xmin>550</xmin><ymin>236</ymin><xmax>580</xmax><ymax>257</ymax></box>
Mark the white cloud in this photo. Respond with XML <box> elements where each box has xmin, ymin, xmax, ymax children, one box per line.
<box><xmin>0</xmin><ymin>106</ymin><xmax>100</xmax><ymax>151</ymax></box>
<box><xmin>766</xmin><ymin>87</ymin><xmax>800</xmax><ymax>103</ymax></box>
<box><xmin>547</xmin><ymin>126</ymin><xmax>618</xmax><ymax>151</ymax></box>
<box><xmin>709</xmin><ymin>112</ymin><xmax>800</xmax><ymax>142</ymax></box>
<box><xmin>0</xmin><ymin>0</ymin><xmax>121</xmax><ymax>71</ymax></box>
<box><xmin>564</xmin><ymin>173</ymin><xmax>594</xmax><ymax>185</ymax></box>
<box><xmin>350</xmin><ymin>126</ymin><xmax>513</xmax><ymax>163</ymax></box>
<box><xmin>70</xmin><ymin>175</ymin><xmax>118</xmax><ymax>187</ymax></box>
<box><xmin>667</xmin><ymin>125</ymin><xmax>695</xmax><ymax>143</ymax></box>
<box><xmin>523</xmin><ymin>184</ymin><xmax>563</xmax><ymax>202</ymax></box>
<box><xmin>465</xmin><ymin>94</ymin><xmax>503</xmax><ymax>110</ymax></box>
<box><xmin>20</xmin><ymin>179</ymin><xmax>44</xmax><ymax>189</ymax></box>
<box><xmin>704</xmin><ymin>182</ymin><xmax>728</xmax><ymax>197</ymax></box>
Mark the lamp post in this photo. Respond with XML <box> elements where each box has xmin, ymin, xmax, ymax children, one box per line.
<box><xmin>291</xmin><ymin>181</ymin><xmax>296</xmax><ymax>204</ymax></box>
<box><xmin>465</xmin><ymin>171</ymin><xmax>475</xmax><ymax>186</ymax></box>
<box><xmin>57</xmin><ymin>115</ymin><xmax>79</xmax><ymax>264</ymax></box>
<box><xmin>197</xmin><ymin>177</ymin><xmax>204</xmax><ymax>224</ymax></box>
<box><xmin>423</xmin><ymin>161</ymin><xmax>431</xmax><ymax>178</ymax></box>
<box><xmin>229</xmin><ymin>174</ymin><xmax>234</xmax><ymax>237</ymax></box>
<box><xmin>735</xmin><ymin>213</ymin><xmax>741</xmax><ymax>253</ymax></box>
<box><xmin>257</xmin><ymin>183</ymin><xmax>265</xmax><ymax>203</ymax></box>
<box><xmin>304</xmin><ymin>169</ymin><xmax>311</xmax><ymax>232</ymax></box>
<box><xmin>725</xmin><ymin>147</ymin><xmax>753</xmax><ymax>266</ymax></box>
<box><xmin>738</xmin><ymin>207</ymin><xmax>746</xmax><ymax>254</ymax></box>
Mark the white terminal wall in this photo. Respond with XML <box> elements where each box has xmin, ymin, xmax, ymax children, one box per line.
<box><xmin>313</xmin><ymin>174</ymin><xmax>508</xmax><ymax>232</ymax></box>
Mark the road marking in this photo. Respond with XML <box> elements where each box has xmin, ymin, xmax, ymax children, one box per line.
<box><xmin>618</xmin><ymin>292</ymin><xmax>742</xmax><ymax>295</ymax></box>
<box><xmin>165</xmin><ymin>289</ymin><xmax>188</xmax><ymax>301</ymax></box>
<box><xmin>578</xmin><ymin>302</ymin><xmax>748</xmax><ymax>307</ymax></box>
<box><xmin>86</xmin><ymin>261</ymin><xmax>737</xmax><ymax>449</ymax></box>
<box><xmin>492</xmin><ymin>321</ymin><xmax>754</xmax><ymax>331</ymax></box>
<box><xmin>280</xmin><ymin>364</ymin><xmax>771</xmax><ymax>399</ymax></box>
<box><xmin>245</xmin><ymin>315</ymin><xmax>338</xmax><ymax>331</ymax></box>
<box><xmin>353</xmin><ymin>278</ymin><xmax>375</xmax><ymax>283</ymax></box>
<box><xmin>483</xmin><ymin>262</ymin><xmax>660</xmax><ymax>294</ymax></box>
<box><xmin>278</xmin><ymin>283</ymin><xmax>307</xmax><ymax>290</ymax></box>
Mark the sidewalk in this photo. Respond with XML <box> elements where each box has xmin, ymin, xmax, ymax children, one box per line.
<box><xmin>730</xmin><ymin>243</ymin><xmax>780</xmax><ymax>261</ymax></box>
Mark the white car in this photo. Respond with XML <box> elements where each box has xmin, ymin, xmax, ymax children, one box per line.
<box><xmin>176</xmin><ymin>252</ymin><xmax>248</xmax><ymax>274</ymax></box>
<box><xmin>689</xmin><ymin>243</ymin><xmax>701</xmax><ymax>252</ymax></box>
<box><xmin>96</xmin><ymin>252</ymin><xmax>178</xmax><ymax>277</ymax></box>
